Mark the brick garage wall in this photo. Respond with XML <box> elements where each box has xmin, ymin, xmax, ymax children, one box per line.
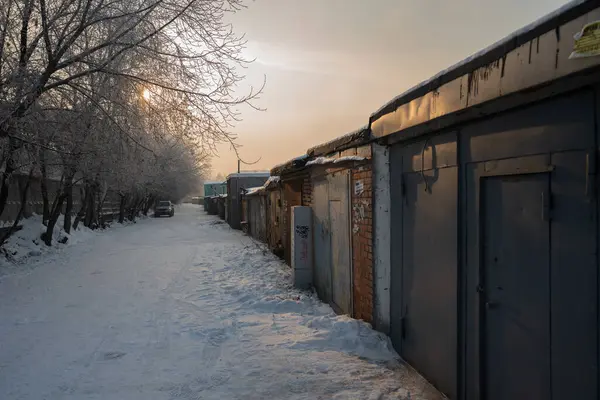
<box><xmin>351</xmin><ymin>164</ymin><xmax>373</xmax><ymax>323</ymax></box>
<box><xmin>302</xmin><ymin>177</ymin><xmax>312</xmax><ymax>206</ymax></box>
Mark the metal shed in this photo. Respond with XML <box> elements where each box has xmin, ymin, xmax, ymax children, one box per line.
<box><xmin>206</xmin><ymin>196</ymin><xmax>219</xmax><ymax>215</ymax></box>
<box><xmin>226</xmin><ymin>172</ymin><xmax>269</xmax><ymax>230</ymax></box>
<box><xmin>216</xmin><ymin>195</ymin><xmax>226</xmax><ymax>220</ymax></box>
<box><xmin>243</xmin><ymin>187</ymin><xmax>268</xmax><ymax>243</ymax></box>
<box><xmin>203</xmin><ymin>181</ymin><xmax>227</xmax><ymax>197</ymax></box>
<box><xmin>370</xmin><ymin>2</ymin><xmax>600</xmax><ymax>400</ymax></box>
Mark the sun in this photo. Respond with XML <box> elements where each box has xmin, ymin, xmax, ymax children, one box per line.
<box><xmin>142</xmin><ymin>88</ymin><xmax>151</xmax><ymax>101</ymax></box>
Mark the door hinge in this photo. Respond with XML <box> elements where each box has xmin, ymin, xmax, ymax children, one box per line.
<box><xmin>542</xmin><ymin>191</ymin><xmax>553</xmax><ymax>221</ymax></box>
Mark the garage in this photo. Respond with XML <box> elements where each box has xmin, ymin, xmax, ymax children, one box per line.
<box><xmin>371</xmin><ymin>3</ymin><xmax>600</xmax><ymax>399</ymax></box>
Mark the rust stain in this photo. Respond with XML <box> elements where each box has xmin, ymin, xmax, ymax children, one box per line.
<box><xmin>467</xmin><ymin>71</ymin><xmax>475</xmax><ymax>101</ymax></box>
<box><xmin>501</xmin><ymin>55</ymin><xmax>507</xmax><ymax>78</ymax></box>
<box><xmin>431</xmin><ymin>90</ymin><xmax>439</xmax><ymax>116</ymax></box>
<box><xmin>467</xmin><ymin>59</ymin><xmax>502</xmax><ymax>99</ymax></box>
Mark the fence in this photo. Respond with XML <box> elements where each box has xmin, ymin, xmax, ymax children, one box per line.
<box><xmin>1</xmin><ymin>173</ymin><xmax>122</xmax><ymax>225</ymax></box>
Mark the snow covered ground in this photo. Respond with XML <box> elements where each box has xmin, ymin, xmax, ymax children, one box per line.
<box><xmin>0</xmin><ymin>204</ymin><xmax>442</xmax><ymax>400</ymax></box>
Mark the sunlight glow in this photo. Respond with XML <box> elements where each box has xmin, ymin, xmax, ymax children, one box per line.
<box><xmin>142</xmin><ymin>88</ymin><xmax>151</xmax><ymax>101</ymax></box>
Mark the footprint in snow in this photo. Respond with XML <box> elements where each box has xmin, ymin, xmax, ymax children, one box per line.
<box><xmin>101</xmin><ymin>351</ymin><xmax>126</xmax><ymax>360</ymax></box>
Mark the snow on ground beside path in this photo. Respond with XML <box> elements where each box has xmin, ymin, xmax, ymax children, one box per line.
<box><xmin>0</xmin><ymin>214</ymin><xmax>140</xmax><ymax>278</ymax></box>
<box><xmin>0</xmin><ymin>214</ymin><xmax>96</xmax><ymax>275</ymax></box>
<box><xmin>0</xmin><ymin>204</ymin><xmax>443</xmax><ymax>400</ymax></box>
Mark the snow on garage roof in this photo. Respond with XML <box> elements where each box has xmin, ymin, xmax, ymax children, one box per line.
<box><xmin>243</xmin><ymin>176</ymin><xmax>281</xmax><ymax>197</ymax></box>
<box><xmin>370</xmin><ymin>0</ymin><xmax>591</xmax><ymax>123</ymax></box>
<box><xmin>270</xmin><ymin>155</ymin><xmax>309</xmax><ymax>176</ymax></box>
<box><xmin>226</xmin><ymin>171</ymin><xmax>270</xmax><ymax>179</ymax></box>
<box><xmin>307</xmin><ymin>126</ymin><xmax>370</xmax><ymax>157</ymax></box>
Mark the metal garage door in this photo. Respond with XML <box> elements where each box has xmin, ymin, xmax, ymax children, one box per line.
<box><xmin>481</xmin><ymin>172</ymin><xmax>551</xmax><ymax>400</ymax></box>
<box><xmin>463</xmin><ymin>89</ymin><xmax>598</xmax><ymax>400</ymax></box>
<box><xmin>390</xmin><ymin>134</ymin><xmax>459</xmax><ymax>399</ymax></box>
<box><xmin>328</xmin><ymin>170</ymin><xmax>352</xmax><ymax>315</ymax></box>
<box><xmin>312</xmin><ymin>179</ymin><xmax>332</xmax><ymax>302</ymax></box>
<box><xmin>312</xmin><ymin>171</ymin><xmax>352</xmax><ymax>315</ymax></box>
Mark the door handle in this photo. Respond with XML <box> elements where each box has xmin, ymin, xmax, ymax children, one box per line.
<box><xmin>485</xmin><ymin>301</ymin><xmax>498</xmax><ymax>310</ymax></box>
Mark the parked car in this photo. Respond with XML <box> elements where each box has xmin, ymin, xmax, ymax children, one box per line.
<box><xmin>154</xmin><ymin>201</ymin><xmax>175</xmax><ymax>217</ymax></box>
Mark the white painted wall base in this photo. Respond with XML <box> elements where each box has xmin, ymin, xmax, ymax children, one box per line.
<box><xmin>291</xmin><ymin>206</ymin><xmax>313</xmax><ymax>289</ymax></box>
<box><xmin>373</xmin><ymin>143</ymin><xmax>391</xmax><ymax>334</ymax></box>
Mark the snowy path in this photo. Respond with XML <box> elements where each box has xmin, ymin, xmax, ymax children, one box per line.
<box><xmin>0</xmin><ymin>205</ymin><xmax>442</xmax><ymax>400</ymax></box>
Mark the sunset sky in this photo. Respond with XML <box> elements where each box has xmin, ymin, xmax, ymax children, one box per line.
<box><xmin>211</xmin><ymin>0</ymin><xmax>572</xmax><ymax>178</ymax></box>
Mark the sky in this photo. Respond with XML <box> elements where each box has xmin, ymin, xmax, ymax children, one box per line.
<box><xmin>210</xmin><ymin>0</ymin><xmax>573</xmax><ymax>178</ymax></box>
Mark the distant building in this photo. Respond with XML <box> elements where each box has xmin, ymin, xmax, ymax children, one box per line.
<box><xmin>203</xmin><ymin>181</ymin><xmax>226</xmax><ymax>197</ymax></box>
<box><xmin>225</xmin><ymin>172</ymin><xmax>270</xmax><ymax>230</ymax></box>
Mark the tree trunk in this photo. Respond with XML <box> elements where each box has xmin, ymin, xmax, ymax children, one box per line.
<box><xmin>135</xmin><ymin>197</ymin><xmax>145</xmax><ymax>219</ymax></box>
<box><xmin>39</xmin><ymin>149</ymin><xmax>50</xmax><ymax>225</ymax></box>
<box><xmin>43</xmin><ymin>172</ymin><xmax>73</xmax><ymax>246</ymax></box>
<box><xmin>40</xmin><ymin>177</ymin><xmax>50</xmax><ymax>225</ymax></box>
<box><xmin>143</xmin><ymin>195</ymin><xmax>154</xmax><ymax>216</ymax></box>
<box><xmin>42</xmin><ymin>193</ymin><xmax>66</xmax><ymax>246</ymax></box>
<box><xmin>84</xmin><ymin>188</ymin><xmax>95</xmax><ymax>228</ymax></box>
<box><xmin>127</xmin><ymin>195</ymin><xmax>137</xmax><ymax>222</ymax></box>
<box><xmin>0</xmin><ymin>169</ymin><xmax>33</xmax><ymax>247</ymax></box>
<box><xmin>63</xmin><ymin>174</ymin><xmax>74</xmax><ymax>234</ymax></box>
<box><xmin>73</xmin><ymin>185</ymin><xmax>90</xmax><ymax>231</ymax></box>
<box><xmin>97</xmin><ymin>189</ymin><xmax>108</xmax><ymax>228</ymax></box>
<box><xmin>0</xmin><ymin>165</ymin><xmax>15</xmax><ymax>218</ymax></box>
<box><xmin>0</xmin><ymin>138</ymin><xmax>19</xmax><ymax>218</ymax></box>
<box><xmin>118</xmin><ymin>194</ymin><xmax>126</xmax><ymax>223</ymax></box>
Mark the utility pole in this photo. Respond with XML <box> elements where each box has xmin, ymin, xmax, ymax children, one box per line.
<box><xmin>236</xmin><ymin>155</ymin><xmax>261</xmax><ymax>174</ymax></box>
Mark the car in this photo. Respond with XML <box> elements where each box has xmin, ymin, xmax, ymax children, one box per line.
<box><xmin>154</xmin><ymin>201</ymin><xmax>175</xmax><ymax>217</ymax></box>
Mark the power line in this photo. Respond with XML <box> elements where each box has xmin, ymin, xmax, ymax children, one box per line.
<box><xmin>237</xmin><ymin>155</ymin><xmax>261</xmax><ymax>173</ymax></box>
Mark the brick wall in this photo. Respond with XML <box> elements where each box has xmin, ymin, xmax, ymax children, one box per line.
<box><xmin>302</xmin><ymin>177</ymin><xmax>312</xmax><ymax>206</ymax></box>
<box><xmin>351</xmin><ymin>164</ymin><xmax>373</xmax><ymax>323</ymax></box>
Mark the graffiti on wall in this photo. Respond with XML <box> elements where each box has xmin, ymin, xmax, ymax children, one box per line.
<box><xmin>352</xmin><ymin>200</ymin><xmax>368</xmax><ymax>235</ymax></box>
<box><xmin>295</xmin><ymin>224</ymin><xmax>310</xmax><ymax>261</ymax></box>
<box><xmin>295</xmin><ymin>225</ymin><xmax>309</xmax><ymax>239</ymax></box>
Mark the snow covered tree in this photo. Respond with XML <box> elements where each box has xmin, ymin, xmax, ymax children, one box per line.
<box><xmin>0</xmin><ymin>0</ymin><xmax>261</xmax><ymax>246</ymax></box>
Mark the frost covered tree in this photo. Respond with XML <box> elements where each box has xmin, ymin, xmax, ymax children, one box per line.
<box><xmin>0</xmin><ymin>0</ymin><xmax>260</xmax><ymax>136</ymax></box>
<box><xmin>0</xmin><ymin>0</ymin><xmax>262</xmax><ymax>246</ymax></box>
